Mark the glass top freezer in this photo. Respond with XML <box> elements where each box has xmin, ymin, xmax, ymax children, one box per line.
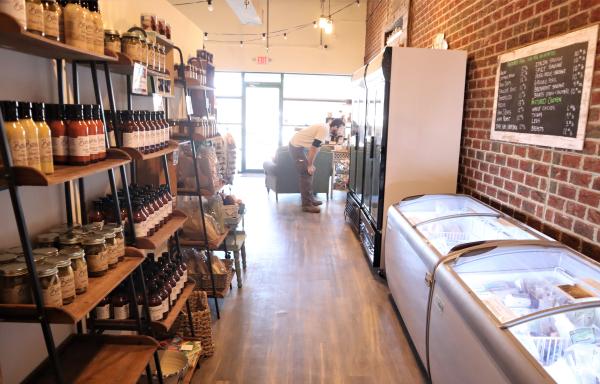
<box><xmin>398</xmin><ymin>194</ymin><xmax>497</xmax><ymax>226</ymax></box>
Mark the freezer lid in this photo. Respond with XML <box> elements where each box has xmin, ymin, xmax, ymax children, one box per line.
<box><xmin>448</xmin><ymin>243</ymin><xmax>600</xmax><ymax>325</ymax></box>
<box><xmin>396</xmin><ymin>194</ymin><xmax>496</xmax><ymax>226</ymax></box>
<box><xmin>414</xmin><ymin>214</ymin><xmax>541</xmax><ymax>255</ymax></box>
<box><xmin>507</xmin><ymin>305</ymin><xmax>600</xmax><ymax>384</ymax></box>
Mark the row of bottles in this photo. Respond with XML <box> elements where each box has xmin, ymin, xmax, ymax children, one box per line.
<box><xmin>93</xmin><ymin>253</ymin><xmax>188</xmax><ymax>321</ymax></box>
<box><xmin>111</xmin><ymin>110</ymin><xmax>171</xmax><ymax>154</ymax></box>
<box><xmin>88</xmin><ymin>184</ymin><xmax>175</xmax><ymax>239</ymax></box>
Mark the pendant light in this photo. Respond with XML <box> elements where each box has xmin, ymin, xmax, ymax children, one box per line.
<box><xmin>207</xmin><ymin>0</ymin><xmax>213</xmax><ymax>12</ymax></box>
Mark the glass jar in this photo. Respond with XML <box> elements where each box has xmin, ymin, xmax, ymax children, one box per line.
<box><xmin>121</xmin><ymin>32</ymin><xmax>141</xmax><ymax>63</ymax></box>
<box><xmin>82</xmin><ymin>235</ymin><xmax>107</xmax><ymax>277</ymax></box>
<box><xmin>47</xmin><ymin>255</ymin><xmax>75</xmax><ymax>304</ymax></box>
<box><xmin>104</xmin><ymin>224</ymin><xmax>125</xmax><ymax>261</ymax></box>
<box><xmin>0</xmin><ymin>254</ymin><xmax>18</xmax><ymax>265</ymax></box>
<box><xmin>59</xmin><ymin>233</ymin><xmax>81</xmax><ymax>249</ymax></box>
<box><xmin>0</xmin><ymin>262</ymin><xmax>31</xmax><ymax>304</ymax></box>
<box><xmin>25</xmin><ymin>0</ymin><xmax>44</xmax><ymax>35</ymax></box>
<box><xmin>37</xmin><ymin>262</ymin><xmax>62</xmax><ymax>307</ymax></box>
<box><xmin>33</xmin><ymin>247</ymin><xmax>58</xmax><ymax>260</ymax></box>
<box><xmin>42</xmin><ymin>0</ymin><xmax>61</xmax><ymax>41</ymax></box>
<box><xmin>97</xmin><ymin>229</ymin><xmax>118</xmax><ymax>269</ymax></box>
<box><xmin>16</xmin><ymin>253</ymin><xmax>46</xmax><ymax>264</ymax></box>
<box><xmin>59</xmin><ymin>247</ymin><xmax>87</xmax><ymax>294</ymax></box>
<box><xmin>36</xmin><ymin>233</ymin><xmax>59</xmax><ymax>248</ymax></box>
<box><xmin>83</xmin><ymin>222</ymin><xmax>103</xmax><ymax>232</ymax></box>
<box><xmin>63</xmin><ymin>0</ymin><xmax>86</xmax><ymax>49</ymax></box>
<box><xmin>104</xmin><ymin>29</ymin><xmax>120</xmax><ymax>55</ymax></box>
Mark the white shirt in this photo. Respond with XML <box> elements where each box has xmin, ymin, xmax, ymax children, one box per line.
<box><xmin>290</xmin><ymin>123</ymin><xmax>329</xmax><ymax>148</ymax></box>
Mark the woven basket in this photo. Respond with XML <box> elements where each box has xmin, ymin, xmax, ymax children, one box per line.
<box><xmin>192</xmin><ymin>258</ymin><xmax>233</xmax><ymax>292</ymax></box>
<box><xmin>175</xmin><ymin>291</ymin><xmax>215</xmax><ymax>358</ymax></box>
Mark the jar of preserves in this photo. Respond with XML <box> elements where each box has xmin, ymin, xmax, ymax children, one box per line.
<box><xmin>82</xmin><ymin>235</ymin><xmax>107</xmax><ymax>277</ymax></box>
<box><xmin>59</xmin><ymin>247</ymin><xmax>87</xmax><ymax>294</ymax></box>
<box><xmin>41</xmin><ymin>0</ymin><xmax>60</xmax><ymax>41</ymax></box>
<box><xmin>65</xmin><ymin>104</ymin><xmax>90</xmax><ymax>166</ymax></box>
<box><xmin>16</xmin><ymin>253</ymin><xmax>46</xmax><ymax>264</ymax></box>
<box><xmin>121</xmin><ymin>32</ymin><xmax>141</xmax><ymax>63</ymax></box>
<box><xmin>25</xmin><ymin>0</ymin><xmax>44</xmax><ymax>35</ymax></box>
<box><xmin>36</xmin><ymin>262</ymin><xmax>62</xmax><ymax>307</ymax></box>
<box><xmin>36</xmin><ymin>233</ymin><xmax>59</xmax><ymax>248</ymax></box>
<box><xmin>97</xmin><ymin>229</ymin><xmax>118</xmax><ymax>269</ymax></box>
<box><xmin>95</xmin><ymin>295</ymin><xmax>110</xmax><ymax>319</ymax></box>
<box><xmin>63</xmin><ymin>0</ymin><xmax>86</xmax><ymax>49</ymax></box>
<box><xmin>46</xmin><ymin>255</ymin><xmax>75</xmax><ymax>304</ymax></box>
<box><xmin>104</xmin><ymin>224</ymin><xmax>125</xmax><ymax>261</ymax></box>
<box><xmin>58</xmin><ymin>233</ymin><xmax>81</xmax><ymax>249</ymax></box>
<box><xmin>83</xmin><ymin>222</ymin><xmax>102</xmax><ymax>232</ymax></box>
<box><xmin>0</xmin><ymin>254</ymin><xmax>18</xmax><ymax>265</ymax></box>
<box><xmin>33</xmin><ymin>247</ymin><xmax>58</xmax><ymax>259</ymax></box>
<box><xmin>0</xmin><ymin>262</ymin><xmax>31</xmax><ymax>304</ymax></box>
<box><xmin>104</xmin><ymin>29</ymin><xmax>120</xmax><ymax>55</ymax></box>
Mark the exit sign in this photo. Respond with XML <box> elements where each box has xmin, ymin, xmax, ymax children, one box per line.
<box><xmin>256</xmin><ymin>56</ymin><xmax>269</xmax><ymax>64</ymax></box>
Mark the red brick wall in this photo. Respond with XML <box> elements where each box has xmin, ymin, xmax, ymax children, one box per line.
<box><xmin>365</xmin><ymin>0</ymin><xmax>600</xmax><ymax>259</ymax></box>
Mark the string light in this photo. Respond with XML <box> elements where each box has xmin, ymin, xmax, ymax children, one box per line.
<box><xmin>356</xmin><ymin>0</ymin><xmax>360</xmax><ymax>6</ymax></box>
<box><xmin>261</xmin><ymin>33</ymin><xmax>266</xmax><ymax>40</ymax></box>
<box><xmin>207</xmin><ymin>0</ymin><xmax>213</xmax><ymax>11</ymax></box>
<box><xmin>324</xmin><ymin>18</ymin><xmax>333</xmax><ymax>34</ymax></box>
<box><xmin>313</xmin><ymin>21</ymin><xmax>318</xmax><ymax>28</ymax></box>
<box><xmin>240</xmin><ymin>40</ymin><xmax>243</xmax><ymax>47</ymax></box>
<box><xmin>204</xmin><ymin>32</ymin><xmax>208</xmax><ymax>40</ymax></box>
<box><xmin>283</xmin><ymin>33</ymin><xmax>287</xmax><ymax>40</ymax></box>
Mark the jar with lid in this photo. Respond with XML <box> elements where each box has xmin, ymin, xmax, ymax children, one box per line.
<box><xmin>95</xmin><ymin>295</ymin><xmax>110</xmax><ymax>319</ymax></box>
<box><xmin>46</xmin><ymin>104</ymin><xmax>68</xmax><ymax>165</ymax></box>
<box><xmin>111</xmin><ymin>284</ymin><xmax>129</xmax><ymax>319</ymax></box>
<box><xmin>0</xmin><ymin>101</ymin><xmax>28</xmax><ymax>167</ymax></box>
<box><xmin>63</xmin><ymin>0</ymin><xmax>86</xmax><ymax>49</ymax></box>
<box><xmin>58</xmin><ymin>233</ymin><xmax>81</xmax><ymax>249</ymax></box>
<box><xmin>121</xmin><ymin>32</ymin><xmax>141</xmax><ymax>62</ymax></box>
<box><xmin>33</xmin><ymin>247</ymin><xmax>58</xmax><ymax>260</ymax></box>
<box><xmin>25</xmin><ymin>0</ymin><xmax>44</xmax><ymax>35</ymax></box>
<box><xmin>41</xmin><ymin>0</ymin><xmax>60</xmax><ymax>41</ymax></box>
<box><xmin>104</xmin><ymin>29</ymin><xmax>120</xmax><ymax>55</ymax></box>
<box><xmin>97</xmin><ymin>229</ymin><xmax>118</xmax><ymax>269</ymax></box>
<box><xmin>65</xmin><ymin>104</ymin><xmax>90</xmax><ymax>166</ymax></box>
<box><xmin>59</xmin><ymin>247</ymin><xmax>87</xmax><ymax>294</ymax></box>
<box><xmin>0</xmin><ymin>0</ymin><xmax>27</xmax><ymax>29</ymax></box>
<box><xmin>16</xmin><ymin>253</ymin><xmax>46</xmax><ymax>264</ymax></box>
<box><xmin>0</xmin><ymin>262</ymin><xmax>31</xmax><ymax>304</ymax></box>
<box><xmin>36</xmin><ymin>262</ymin><xmax>62</xmax><ymax>307</ymax></box>
<box><xmin>0</xmin><ymin>254</ymin><xmax>18</xmax><ymax>265</ymax></box>
<box><xmin>104</xmin><ymin>224</ymin><xmax>125</xmax><ymax>261</ymax></box>
<box><xmin>36</xmin><ymin>233</ymin><xmax>59</xmax><ymax>248</ymax></box>
<box><xmin>82</xmin><ymin>235</ymin><xmax>107</xmax><ymax>276</ymax></box>
<box><xmin>46</xmin><ymin>255</ymin><xmax>75</xmax><ymax>304</ymax></box>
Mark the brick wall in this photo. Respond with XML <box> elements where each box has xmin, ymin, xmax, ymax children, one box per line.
<box><xmin>365</xmin><ymin>0</ymin><xmax>600</xmax><ymax>259</ymax></box>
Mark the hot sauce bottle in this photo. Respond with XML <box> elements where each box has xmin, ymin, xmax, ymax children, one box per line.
<box><xmin>121</xmin><ymin>110</ymin><xmax>139</xmax><ymax>150</ymax></box>
<box><xmin>32</xmin><ymin>102</ymin><xmax>54</xmax><ymax>174</ymax></box>
<box><xmin>17</xmin><ymin>101</ymin><xmax>42</xmax><ymax>171</ymax></box>
<box><xmin>46</xmin><ymin>104</ymin><xmax>68</xmax><ymax>165</ymax></box>
<box><xmin>0</xmin><ymin>101</ymin><xmax>28</xmax><ymax>167</ymax></box>
<box><xmin>82</xmin><ymin>105</ymin><xmax>98</xmax><ymax>163</ymax></box>
<box><xmin>65</xmin><ymin>104</ymin><xmax>90</xmax><ymax>165</ymax></box>
<box><xmin>133</xmin><ymin>111</ymin><xmax>148</xmax><ymax>154</ymax></box>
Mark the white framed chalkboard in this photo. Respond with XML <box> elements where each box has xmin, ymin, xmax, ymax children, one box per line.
<box><xmin>491</xmin><ymin>25</ymin><xmax>598</xmax><ymax>150</ymax></box>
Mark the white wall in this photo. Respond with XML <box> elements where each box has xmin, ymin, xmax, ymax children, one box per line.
<box><xmin>0</xmin><ymin>1</ymin><xmax>204</xmax><ymax>383</ymax></box>
<box><xmin>170</xmin><ymin>0</ymin><xmax>366</xmax><ymax>74</ymax></box>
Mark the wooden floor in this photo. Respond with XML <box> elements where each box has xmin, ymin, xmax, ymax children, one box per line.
<box><xmin>192</xmin><ymin>175</ymin><xmax>426</xmax><ymax>384</ymax></box>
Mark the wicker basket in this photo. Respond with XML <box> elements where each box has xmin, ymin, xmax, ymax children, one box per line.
<box><xmin>175</xmin><ymin>291</ymin><xmax>215</xmax><ymax>358</ymax></box>
<box><xmin>192</xmin><ymin>258</ymin><xmax>233</xmax><ymax>292</ymax></box>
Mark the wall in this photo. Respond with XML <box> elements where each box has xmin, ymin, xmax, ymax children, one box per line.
<box><xmin>170</xmin><ymin>0</ymin><xmax>366</xmax><ymax>74</ymax></box>
<box><xmin>364</xmin><ymin>0</ymin><xmax>600</xmax><ymax>259</ymax></box>
<box><xmin>0</xmin><ymin>2</ymin><xmax>204</xmax><ymax>383</ymax></box>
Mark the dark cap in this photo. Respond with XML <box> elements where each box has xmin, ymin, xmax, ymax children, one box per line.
<box><xmin>0</xmin><ymin>101</ymin><xmax>19</xmax><ymax>122</ymax></box>
<box><xmin>17</xmin><ymin>101</ymin><xmax>32</xmax><ymax>119</ymax></box>
<box><xmin>32</xmin><ymin>102</ymin><xmax>45</xmax><ymax>122</ymax></box>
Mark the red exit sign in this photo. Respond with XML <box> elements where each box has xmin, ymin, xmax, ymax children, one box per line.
<box><xmin>256</xmin><ymin>56</ymin><xmax>269</xmax><ymax>64</ymax></box>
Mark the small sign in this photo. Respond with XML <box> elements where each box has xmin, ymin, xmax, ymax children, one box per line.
<box><xmin>256</xmin><ymin>56</ymin><xmax>269</xmax><ymax>65</ymax></box>
<box><xmin>131</xmin><ymin>63</ymin><xmax>148</xmax><ymax>95</ymax></box>
<box><xmin>186</xmin><ymin>95</ymin><xmax>194</xmax><ymax>116</ymax></box>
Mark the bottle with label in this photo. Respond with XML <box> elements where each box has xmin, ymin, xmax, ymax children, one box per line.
<box><xmin>17</xmin><ymin>102</ymin><xmax>42</xmax><ymax>171</ymax></box>
<box><xmin>111</xmin><ymin>284</ymin><xmax>130</xmax><ymax>320</ymax></box>
<box><xmin>121</xmin><ymin>110</ymin><xmax>139</xmax><ymax>149</ymax></box>
<box><xmin>87</xmin><ymin>0</ymin><xmax>103</xmax><ymax>54</ymax></box>
<box><xmin>159</xmin><ymin>111</ymin><xmax>170</xmax><ymax>146</ymax></box>
<box><xmin>104</xmin><ymin>110</ymin><xmax>117</xmax><ymax>147</ymax></box>
<box><xmin>148</xmin><ymin>282</ymin><xmax>163</xmax><ymax>321</ymax></box>
<box><xmin>95</xmin><ymin>295</ymin><xmax>110</xmax><ymax>319</ymax></box>
<box><xmin>157</xmin><ymin>282</ymin><xmax>169</xmax><ymax>318</ymax></box>
<box><xmin>65</xmin><ymin>104</ymin><xmax>90</xmax><ymax>165</ymax></box>
<box><xmin>32</xmin><ymin>103</ymin><xmax>54</xmax><ymax>174</ymax></box>
<box><xmin>41</xmin><ymin>0</ymin><xmax>60</xmax><ymax>41</ymax></box>
<box><xmin>88</xmin><ymin>200</ymin><xmax>104</xmax><ymax>223</ymax></box>
<box><xmin>82</xmin><ymin>105</ymin><xmax>98</xmax><ymax>163</ymax></box>
<box><xmin>132</xmin><ymin>200</ymin><xmax>148</xmax><ymax>238</ymax></box>
<box><xmin>0</xmin><ymin>101</ymin><xmax>28</xmax><ymax>167</ymax></box>
<box><xmin>63</xmin><ymin>0</ymin><xmax>86</xmax><ymax>49</ymax></box>
<box><xmin>46</xmin><ymin>104</ymin><xmax>68</xmax><ymax>164</ymax></box>
<box><xmin>133</xmin><ymin>111</ymin><xmax>148</xmax><ymax>154</ymax></box>
<box><xmin>0</xmin><ymin>0</ymin><xmax>27</xmax><ymax>29</ymax></box>
<box><xmin>25</xmin><ymin>0</ymin><xmax>44</xmax><ymax>35</ymax></box>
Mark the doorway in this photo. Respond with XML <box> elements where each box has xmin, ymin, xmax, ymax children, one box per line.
<box><xmin>243</xmin><ymin>81</ymin><xmax>282</xmax><ymax>171</ymax></box>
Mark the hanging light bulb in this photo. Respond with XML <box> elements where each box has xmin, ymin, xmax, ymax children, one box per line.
<box><xmin>356</xmin><ymin>0</ymin><xmax>360</xmax><ymax>6</ymax></box>
<box><xmin>313</xmin><ymin>21</ymin><xmax>318</xmax><ymax>28</ymax></box>
<box><xmin>318</xmin><ymin>16</ymin><xmax>328</xmax><ymax>29</ymax></box>
<box><xmin>324</xmin><ymin>18</ymin><xmax>333</xmax><ymax>34</ymax></box>
<box><xmin>204</xmin><ymin>32</ymin><xmax>208</xmax><ymax>40</ymax></box>
<box><xmin>207</xmin><ymin>0</ymin><xmax>213</xmax><ymax>12</ymax></box>
<box><xmin>283</xmin><ymin>33</ymin><xmax>287</xmax><ymax>40</ymax></box>
<box><xmin>240</xmin><ymin>40</ymin><xmax>244</xmax><ymax>47</ymax></box>
<box><xmin>262</xmin><ymin>32</ymin><xmax>266</xmax><ymax>40</ymax></box>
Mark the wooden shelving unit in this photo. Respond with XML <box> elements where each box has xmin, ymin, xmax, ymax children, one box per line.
<box><xmin>135</xmin><ymin>209</ymin><xmax>188</xmax><ymax>249</ymax></box>
<box><xmin>171</xmin><ymin>132</ymin><xmax>210</xmax><ymax>142</ymax></box>
<box><xmin>180</xmin><ymin>230</ymin><xmax>228</xmax><ymax>250</ymax></box>
<box><xmin>174</xmin><ymin>77</ymin><xmax>214</xmax><ymax>91</ymax></box>
<box><xmin>22</xmin><ymin>334</ymin><xmax>158</xmax><ymax>384</ymax></box>
<box><xmin>121</xmin><ymin>141</ymin><xmax>180</xmax><ymax>161</ymax></box>
<box><xmin>181</xmin><ymin>337</ymin><xmax>203</xmax><ymax>384</ymax></box>
<box><xmin>93</xmin><ymin>281</ymin><xmax>196</xmax><ymax>333</ymax></box>
<box><xmin>12</xmin><ymin>149</ymin><xmax>131</xmax><ymax>186</ymax></box>
<box><xmin>0</xmin><ymin>14</ymin><xmax>117</xmax><ymax>62</ymax></box>
<box><xmin>0</xmin><ymin>247</ymin><xmax>144</xmax><ymax>323</ymax></box>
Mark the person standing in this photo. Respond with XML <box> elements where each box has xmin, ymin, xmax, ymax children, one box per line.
<box><xmin>289</xmin><ymin>118</ymin><xmax>345</xmax><ymax>213</ymax></box>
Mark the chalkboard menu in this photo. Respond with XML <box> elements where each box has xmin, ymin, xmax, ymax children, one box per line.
<box><xmin>491</xmin><ymin>25</ymin><xmax>598</xmax><ymax>150</ymax></box>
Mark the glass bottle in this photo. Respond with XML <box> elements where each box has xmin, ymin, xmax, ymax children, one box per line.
<box><xmin>133</xmin><ymin>111</ymin><xmax>147</xmax><ymax>154</ymax></box>
<box><xmin>82</xmin><ymin>104</ymin><xmax>98</xmax><ymax>163</ymax></box>
<box><xmin>104</xmin><ymin>109</ymin><xmax>117</xmax><ymax>147</ymax></box>
<box><xmin>121</xmin><ymin>110</ymin><xmax>139</xmax><ymax>150</ymax></box>
<box><xmin>32</xmin><ymin>102</ymin><xmax>54</xmax><ymax>174</ymax></box>
<box><xmin>111</xmin><ymin>285</ymin><xmax>130</xmax><ymax>320</ymax></box>
<box><xmin>81</xmin><ymin>235</ymin><xmax>107</xmax><ymax>276</ymax></box>
<box><xmin>159</xmin><ymin>112</ymin><xmax>170</xmax><ymax>145</ymax></box>
<box><xmin>41</xmin><ymin>0</ymin><xmax>60</xmax><ymax>41</ymax></box>
<box><xmin>63</xmin><ymin>0</ymin><xmax>86</xmax><ymax>49</ymax></box>
<box><xmin>25</xmin><ymin>0</ymin><xmax>44</xmax><ymax>35</ymax></box>
<box><xmin>95</xmin><ymin>295</ymin><xmax>110</xmax><ymax>319</ymax></box>
<box><xmin>88</xmin><ymin>200</ymin><xmax>104</xmax><ymax>223</ymax></box>
<box><xmin>157</xmin><ymin>282</ymin><xmax>169</xmax><ymax>318</ymax></box>
<box><xmin>17</xmin><ymin>102</ymin><xmax>42</xmax><ymax>171</ymax></box>
<box><xmin>148</xmin><ymin>282</ymin><xmax>163</xmax><ymax>321</ymax></box>
<box><xmin>0</xmin><ymin>101</ymin><xmax>28</xmax><ymax>167</ymax></box>
<box><xmin>87</xmin><ymin>0</ymin><xmax>103</xmax><ymax>54</ymax></box>
<box><xmin>65</xmin><ymin>104</ymin><xmax>90</xmax><ymax>165</ymax></box>
<box><xmin>46</xmin><ymin>104</ymin><xmax>68</xmax><ymax>165</ymax></box>
<box><xmin>132</xmin><ymin>200</ymin><xmax>148</xmax><ymax>238</ymax></box>
<box><xmin>142</xmin><ymin>196</ymin><xmax>156</xmax><ymax>235</ymax></box>
<box><xmin>92</xmin><ymin>105</ymin><xmax>106</xmax><ymax>160</ymax></box>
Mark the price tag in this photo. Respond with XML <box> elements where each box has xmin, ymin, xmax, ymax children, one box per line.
<box><xmin>131</xmin><ymin>63</ymin><xmax>148</xmax><ymax>95</ymax></box>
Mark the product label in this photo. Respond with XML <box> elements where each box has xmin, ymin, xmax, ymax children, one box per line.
<box><xmin>0</xmin><ymin>0</ymin><xmax>27</xmax><ymax>28</ymax></box>
<box><xmin>25</xmin><ymin>2</ymin><xmax>43</xmax><ymax>32</ymax></box>
<box><xmin>87</xmin><ymin>251</ymin><xmax>108</xmax><ymax>273</ymax></box>
<box><xmin>1</xmin><ymin>284</ymin><xmax>30</xmax><ymax>304</ymax></box>
<box><xmin>85</xmin><ymin>18</ymin><xmax>94</xmax><ymax>51</ymax></box>
<box><xmin>42</xmin><ymin>282</ymin><xmax>63</xmax><ymax>307</ymax></box>
<box><xmin>140</xmin><ymin>130</ymin><xmax>146</xmax><ymax>149</ymax></box>
<box><xmin>52</xmin><ymin>135</ymin><xmax>68</xmax><ymax>157</ymax></box>
<box><xmin>26</xmin><ymin>138</ymin><xmax>41</xmax><ymax>167</ymax></box>
<box><xmin>107</xmin><ymin>246</ymin><xmax>118</xmax><ymax>265</ymax></box>
<box><xmin>108</xmin><ymin>130</ymin><xmax>117</xmax><ymax>147</ymax></box>
<box><xmin>10</xmin><ymin>138</ymin><xmax>28</xmax><ymax>166</ymax></box>
<box><xmin>39</xmin><ymin>136</ymin><xmax>52</xmax><ymax>163</ymax></box>
<box><xmin>94</xmin><ymin>20</ymin><xmax>103</xmax><ymax>54</ymax></box>
<box><xmin>68</xmin><ymin>135</ymin><xmax>90</xmax><ymax>157</ymax></box>
<box><xmin>59</xmin><ymin>273</ymin><xmax>76</xmax><ymax>300</ymax></box>
<box><xmin>44</xmin><ymin>8</ymin><xmax>60</xmax><ymax>38</ymax></box>
<box><xmin>95</xmin><ymin>303</ymin><xmax>110</xmax><ymax>319</ymax></box>
<box><xmin>123</xmin><ymin>132</ymin><xmax>137</xmax><ymax>149</ymax></box>
<box><xmin>149</xmin><ymin>304</ymin><xmax>163</xmax><ymax>321</ymax></box>
<box><xmin>74</xmin><ymin>267</ymin><xmax>88</xmax><ymax>290</ymax></box>
<box><xmin>96</xmin><ymin>133</ymin><xmax>106</xmax><ymax>154</ymax></box>
<box><xmin>134</xmin><ymin>222</ymin><xmax>146</xmax><ymax>238</ymax></box>
<box><xmin>113</xmin><ymin>303</ymin><xmax>130</xmax><ymax>320</ymax></box>
<box><xmin>88</xmin><ymin>132</ymin><xmax>98</xmax><ymax>156</ymax></box>
<box><xmin>64</xmin><ymin>11</ymin><xmax>86</xmax><ymax>49</ymax></box>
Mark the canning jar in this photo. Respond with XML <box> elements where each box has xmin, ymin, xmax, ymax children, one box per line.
<box><xmin>104</xmin><ymin>224</ymin><xmax>125</xmax><ymax>261</ymax></box>
<box><xmin>0</xmin><ymin>254</ymin><xmax>18</xmax><ymax>265</ymax></box>
<box><xmin>25</xmin><ymin>0</ymin><xmax>44</xmax><ymax>35</ymax></box>
<box><xmin>58</xmin><ymin>233</ymin><xmax>81</xmax><ymax>249</ymax></box>
<box><xmin>0</xmin><ymin>262</ymin><xmax>31</xmax><ymax>304</ymax></box>
<box><xmin>121</xmin><ymin>32</ymin><xmax>141</xmax><ymax>63</ymax></box>
<box><xmin>97</xmin><ymin>229</ymin><xmax>118</xmax><ymax>269</ymax></box>
<box><xmin>59</xmin><ymin>247</ymin><xmax>87</xmax><ymax>294</ymax></box>
<box><xmin>16</xmin><ymin>253</ymin><xmax>46</xmax><ymax>264</ymax></box>
<box><xmin>104</xmin><ymin>29</ymin><xmax>121</xmax><ymax>55</ymax></box>
<box><xmin>36</xmin><ymin>233</ymin><xmax>59</xmax><ymax>248</ymax></box>
<box><xmin>42</xmin><ymin>0</ymin><xmax>60</xmax><ymax>41</ymax></box>
<box><xmin>82</xmin><ymin>235</ymin><xmax>107</xmax><ymax>277</ymax></box>
<box><xmin>47</xmin><ymin>255</ymin><xmax>75</xmax><ymax>304</ymax></box>
<box><xmin>33</xmin><ymin>247</ymin><xmax>58</xmax><ymax>260</ymax></box>
<box><xmin>37</xmin><ymin>262</ymin><xmax>62</xmax><ymax>307</ymax></box>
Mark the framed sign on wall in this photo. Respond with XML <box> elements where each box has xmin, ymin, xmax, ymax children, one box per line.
<box><xmin>490</xmin><ymin>24</ymin><xmax>598</xmax><ymax>150</ymax></box>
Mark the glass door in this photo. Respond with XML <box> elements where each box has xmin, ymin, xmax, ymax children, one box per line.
<box><xmin>369</xmin><ymin>79</ymin><xmax>385</xmax><ymax>223</ymax></box>
<box><xmin>243</xmin><ymin>83</ymin><xmax>282</xmax><ymax>171</ymax></box>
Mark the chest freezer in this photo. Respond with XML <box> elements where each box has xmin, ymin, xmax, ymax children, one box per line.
<box><xmin>385</xmin><ymin>194</ymin><xmax>548</xmax><ymax>366</ymax></box>
<box><xmin>429</xmin><ymin>243</ymin><xmax>600</xmax><ymax>384</ymax></box>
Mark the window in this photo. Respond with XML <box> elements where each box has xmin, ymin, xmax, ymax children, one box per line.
<box><xmin>283</xmin><ymin>74</ymin><xmax>351</xmax><ymax>100</ymax></box>
<box><xmin>244</xmin><ymin>73</ymin><xmax>281</xmax><ymax>83</ymax></box>
<box><xmin>215</xmin><ymin>72</ymin><xmax>242</xmax><ymax>97</ymax></box>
